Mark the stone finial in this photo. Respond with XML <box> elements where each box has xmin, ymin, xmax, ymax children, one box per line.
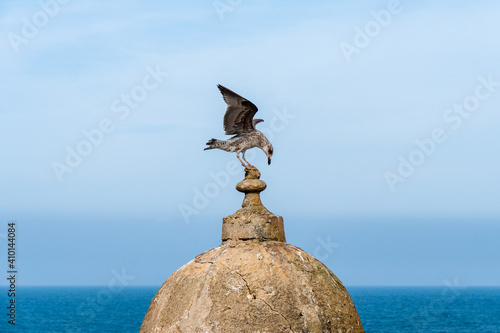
<box><xmin>221</xmin><ymin>167</ymin><xmax>286</xmax><ymax>243</ymax></box>
<box><xmin>140</xmin><ymin>167</ymin><xmax>366</xmax><ymax>333</ymax></box>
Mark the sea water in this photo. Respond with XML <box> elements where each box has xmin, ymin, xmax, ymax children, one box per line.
<box><xmin>0</xmin><ymin>286</ymin><xmax>498</xmax><ymax>332</ymax></box>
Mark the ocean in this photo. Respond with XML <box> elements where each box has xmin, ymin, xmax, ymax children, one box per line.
<box><xmin>1</xmin><ymin>286</ymin><xmax>498</xmax><ymax>332</ymax></box>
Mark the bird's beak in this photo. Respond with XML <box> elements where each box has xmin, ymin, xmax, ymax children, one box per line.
<box><xmin>268</xmin><ymin>158</ymin><xmax>271</xmax><ymax>165</ymax></box>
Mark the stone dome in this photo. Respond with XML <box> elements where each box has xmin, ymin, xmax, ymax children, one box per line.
<box><xmin>141</xmin><ymin>168</ymin><xmax>364</xmax><ymax>333</ymax></box>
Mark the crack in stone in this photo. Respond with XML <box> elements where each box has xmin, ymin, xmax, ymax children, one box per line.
<box><xmin>222</xmin><ymin>264</ymin><xmax>293</xmax><ymax>332</ymax></box>
<box><xmin>196</xmin><ymin>260</ymin><xmax>214</xmax><ymax>264</ymax></box>
<box><xmin>222</xmin><ymin>264</ymin><xmax>254</xmax><ymax>298</ymax></box>
<box><xmin>260</xmin><ymin>299</ymin><xmax>293</xmax><ymax>332</ymax></box>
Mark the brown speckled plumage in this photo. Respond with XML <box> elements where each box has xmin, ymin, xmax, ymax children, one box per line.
<box><xmin>205</xmin><ymin>85</ymin><xmax>274</xmax><ymax>168</ymax></box>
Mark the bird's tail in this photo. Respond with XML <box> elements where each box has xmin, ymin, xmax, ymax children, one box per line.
<box><xmin>204</xmin><ymin>138</ymin><xmax>221</xmax><ymax>150</ymax></box>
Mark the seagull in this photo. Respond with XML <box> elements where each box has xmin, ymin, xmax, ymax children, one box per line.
<box><xmin>204</xmin><ymin>85</ymin><xmax>273</xmax><ymax>169</ymax></box>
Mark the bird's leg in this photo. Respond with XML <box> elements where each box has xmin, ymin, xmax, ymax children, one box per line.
<box><xmin>236</xmin><ymin>153</ymin><xmax>250</xmax><ymax>169</ymax></box>
<box><xmin>242</xmin><ymin>152</ymin><xmax>253</xmax><ymax>169</ymax></box>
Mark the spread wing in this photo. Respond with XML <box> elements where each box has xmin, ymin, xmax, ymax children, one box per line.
<box><xmin>218</xmin><ymin>84</ymin><xmax>259</xmax><ymax>135</ymax></box>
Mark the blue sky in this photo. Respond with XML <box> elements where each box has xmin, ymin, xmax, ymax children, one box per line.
<box><xmin>1</xmin><ymin>0</ymin><xmax>499</xmax><ymax>286</ymax></box>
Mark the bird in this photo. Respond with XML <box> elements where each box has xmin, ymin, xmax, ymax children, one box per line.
<box><xmin>204</xmin><ymin>84</ymin><xmax>273</xmax><ymax>169</ymax></box>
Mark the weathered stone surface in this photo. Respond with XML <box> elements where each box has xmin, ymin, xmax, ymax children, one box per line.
<box><xmin>141</xmin><ymin>167</ymin><xmax>364</xmax><ymax>332</ymax></box>
<box><xmin>140</xmin><ymin>241</ymin><xmax>364</xmax><ymax>333</ymax></box>
<box><xmin>222</xmin><ymin>166</ymin><xmax>285</xmax><ymax>243</ymax></box>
